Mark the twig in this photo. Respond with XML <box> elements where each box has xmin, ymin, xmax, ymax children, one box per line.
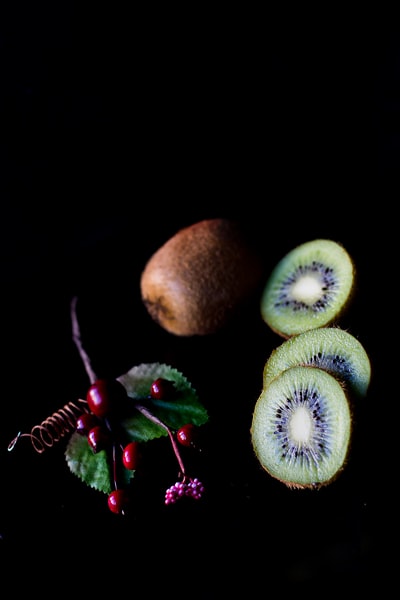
<box><xmin>134</xmin><ymin>402</ymin><xmax>186</xmax><ymax>476</ymax></box>
<box><xmin>71</xmin><ymin>296</ymin><xmax>98</xmax><ymax>384</ymax></box>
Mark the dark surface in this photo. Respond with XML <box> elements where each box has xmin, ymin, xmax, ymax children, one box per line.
<box><xmin>0</xmin><ymin>9</ymin><xmax>396</xmax><ymax>594</ymax></box>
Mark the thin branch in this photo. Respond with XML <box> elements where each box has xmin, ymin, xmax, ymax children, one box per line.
<box><xmin>71</xmin><ymin>296</ymin><xmax>98</xmax><ymax>384</ymax></box>
<box><xmin>134</xmin><ymin>402</ymin><xmax>186</xmax><ymax>476</ymax></box>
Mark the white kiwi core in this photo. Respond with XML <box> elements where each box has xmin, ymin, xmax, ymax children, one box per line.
<box><xmin>289</xmin><ymin>406</ymin><xmax>312</xmax><ymax>443</ymax></box>
<box><xmin>291</xmin><ymin>275</ymin><xmax>324</xmax><ymax>305</ymax></box>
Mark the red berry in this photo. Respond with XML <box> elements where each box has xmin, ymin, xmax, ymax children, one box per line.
<box><xmin>76</xmin><ymin>412</ymin><xmax>99</xmax><ymax>435</ymax></box>
<box><xmin>150</xmin><ymin>378</ymin><xmax>176</xmax><ymax>400</ymax></box>
<box><xmin>176</xmin><ymin>423</ymin><xmax>197</xmax><ymax>447</ymax></box>
<box><xmin>108</xmin><ymin>489</ymin><xmax>130</xmax><ymax>515</ymax></box>
<box><xmin>122</xmin><ymin>441</ymin><xmax>141</xmax><ymax>470</ymax></box>
<box><xmin>86</xmin><ymin>378</ymin><xmax>128</xmax><ymax>418</ymax></box>
<box><xmin>87</xmin><ymin>425</ymin><xmax>111</xmax><ymax>453</ymax></box>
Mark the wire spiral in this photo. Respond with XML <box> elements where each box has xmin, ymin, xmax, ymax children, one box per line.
<box><xmin>8</xmin><ymin>398</ymin><xmax>90</xmax><ymax>454</ymax></box>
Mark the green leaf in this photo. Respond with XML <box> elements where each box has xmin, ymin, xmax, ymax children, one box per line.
<box><xmin>65</xmin><ymin>363</ymin><xmax>208</xmax><ymax>493</ymax></box>
<box><xmin>65</xmin><ymin>433</ymin><xmax>134</xmax><ymax>494</ymax></box>
<box><xmin>117</xmin><ymin>363</ymin><xmax>209</xmax><ymax>441</ymax></box>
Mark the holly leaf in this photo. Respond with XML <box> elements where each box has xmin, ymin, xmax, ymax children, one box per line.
<box><xmin>65</xmin><ymin>363</ymin><xmax>208</xmax><ymax>493</ymax></box>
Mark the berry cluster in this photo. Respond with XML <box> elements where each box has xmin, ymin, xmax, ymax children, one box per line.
<box><xmin>165</xmin><ymin>478</ymin><xmax>205</xmax><ymax>505</ymax></box>
<box><xmin>74</xmin><ymin>376</ymin><xmax>204</xmax><ymax>515</ymax></box>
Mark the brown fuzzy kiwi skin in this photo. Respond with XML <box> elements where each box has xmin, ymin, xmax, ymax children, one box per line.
<box><xmin>140</xmin><ymin>218</ymin><xmax>264</xmax><ymax>336</ymax></box>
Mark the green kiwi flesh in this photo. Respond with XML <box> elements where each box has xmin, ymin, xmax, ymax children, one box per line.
<box><xmin>263</xmin><ymin>327</ymin><xmax>371</xmax><ymax>398</ymax></box>
<box><xmin>251</xmin><ymin>366</ymin><xmax>352</xmax><ymax>489</ymax></box>
<box><xmin>260</xmin><ymin>239</ymin><xmax>355</xmax><ymax>338</ymax></box>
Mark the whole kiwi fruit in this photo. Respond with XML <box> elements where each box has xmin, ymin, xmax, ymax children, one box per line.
<box><xmin>140</xmin><ymin>218</ymin><xmax>263</xmax><ymax>336</ymax></box>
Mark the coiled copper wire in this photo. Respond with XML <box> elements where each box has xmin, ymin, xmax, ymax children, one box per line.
<box><xmin>8</xmin><ymin>398</ymin><xmax>90</xmax><ymax>454</ymax></box>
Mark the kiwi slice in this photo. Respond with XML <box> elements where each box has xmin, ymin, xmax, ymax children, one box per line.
<box><xmin>263</xmin><ymin>327</ymin><xmax>371</xmax><ymax>398</ymax></box>
<box><xmin>251</xmin><ymin>366</ymin><xmax>352</xmax><ymax>489</ymax></box>
<box><xmin>260</xmin><ymin>239</ymin><xmax>355</xmax><ymax>338</ymax></box>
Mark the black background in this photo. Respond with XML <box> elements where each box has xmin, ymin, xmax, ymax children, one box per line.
<box><xmin>0</xmin><ymin>6</ymin><xmax>396</xmax><ymax>594</ymax></box>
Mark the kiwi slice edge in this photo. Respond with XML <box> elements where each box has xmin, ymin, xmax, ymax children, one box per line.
<box><xmin>263</xmin><ymin>326</ymin><xmax>371</xmax><ymax>398</ymax></box>
<box><xmin>251</xmin><ymin>365</ymin><xmax>352</xmax><ymax>490</ymax></box>
<box><xmin>260</xmin><ymin>238</ymin><xmax>355</xmax><ymax>338</ymax></box>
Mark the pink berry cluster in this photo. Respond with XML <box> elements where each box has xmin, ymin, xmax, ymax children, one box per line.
<box><xmin>165</xmin><ymin>477</ymin><xmax>205</xmax><ymax>505</ymax></box>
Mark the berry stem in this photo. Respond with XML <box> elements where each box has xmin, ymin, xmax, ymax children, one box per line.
<box><xmin>112</xmin><ymin>441</ymin><xmax>119</xmax><ymax>490</ymax></box>
<box><xmin>104</xmin><ymin>417</ymin><xmax>125</xmax><ymax>491</ymax></box>
<box><xmin>134</xmin><ymin>402</ymin><xmax>186</xmax><ymax>476</ymax></box>
<box><xmin>71</xmin><ymin>296</ymin><xmax>98</xmax><ymax>384</ymax></box>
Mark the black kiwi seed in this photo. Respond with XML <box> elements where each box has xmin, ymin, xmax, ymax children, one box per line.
<box><xmin>260</xmin><ymin>239</ymin><xmax>355</xmax><ymax>338</ymax></box>
<box><xmin>251</xmin><ymin>365</ymin><xmax>352</xmax><ymax>489</ymax></box>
